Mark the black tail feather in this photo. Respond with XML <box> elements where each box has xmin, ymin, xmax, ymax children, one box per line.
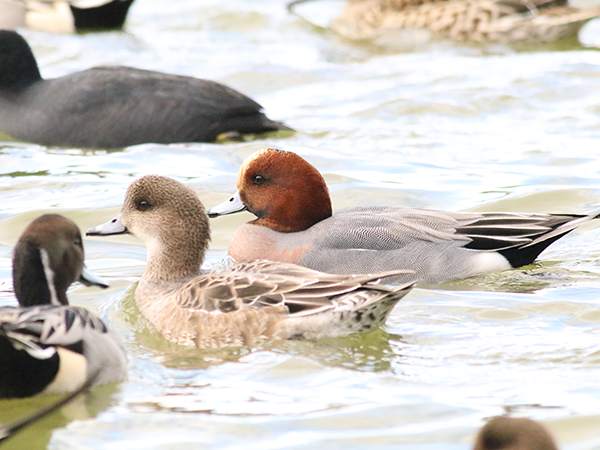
<box><xmin>498</xmin><ymin>227</ymin><xmax>576</xmax><ymax>268</ymax></box>
<box><xmin>457</xmin><ymin>213</ymin><xmax>599</xmax><ymax>268</ymax></box>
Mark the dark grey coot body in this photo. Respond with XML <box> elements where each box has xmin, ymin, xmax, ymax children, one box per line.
<box><xmin>0</xmin><ymin>31</ymin><xmax>292</xmax><ymax>149</ymax></box>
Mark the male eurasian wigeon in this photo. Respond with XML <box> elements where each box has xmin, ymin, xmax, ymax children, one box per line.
<box><xmin>0</xmin><ymin>31</ymin><xmax>291</xmax><ymax>149</ymax></box>
<box><xmin>0</xmin><ymin>214</ymin><xmax>127</xmax><ymax>399</ymax></box>
<box><xmin>474</xmin><ymin>416</ymin><xmax>558</xmax><ymax>450</ymax></box>
<box><xmin>208</xmin><ymin>148</ymin><xmax>599</xmax><ymax>285</ymax></box>
<box><xmin>288</xmin><ymin>0</ymin><xmax>600</xmax><ymax>44</ymax></box>
<box><xmin>86</xmin><ymin>175</ymin><xmax>416</xmax><ymax>348</ymax></box>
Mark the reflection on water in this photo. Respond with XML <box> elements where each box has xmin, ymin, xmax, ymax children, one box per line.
<box><xmin>2</xmin><ymin>0</ymin><xmax>600</xmax><ymax>448</ymax></box>
<box><xmin>0</xmin><ymin>384</ymin><xmax>122</xmax><ymax>450</ymax></box>
<box><xmin>120</xmin><ymin>282</ymin><xmax>255</xmax><ymax>370</ymax></box>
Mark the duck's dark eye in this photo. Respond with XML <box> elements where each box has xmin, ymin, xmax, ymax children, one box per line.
<box><xmin>136</xmin><ymin>199</ymin><xmax>152</xmax><ymax>211</ymax></box>
<box><xmin>74</xmin><ymin>237</ymin><xmax>82</xmax><ymax>246</ymax></box>
<box><xmin>252</xmin><ymin>174</ymin><xmax>266</xmax><ymax>186</ymax></box>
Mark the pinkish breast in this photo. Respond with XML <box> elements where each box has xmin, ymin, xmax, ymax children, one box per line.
<box><xmin>228</xmin><ymin>224</ymin><xmax>311</xmax><ymax>264</ymax></box>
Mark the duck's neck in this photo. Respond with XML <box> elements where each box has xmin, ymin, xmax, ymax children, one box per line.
<box><xmin>13</xmin><ymin>245</ymin><xmax>67</xmax><ymax>307</ymax></box>
<box><xmin>143</xmin><ymin>234</ymin><xmax>207</xmax><ymax>282</ymax></box>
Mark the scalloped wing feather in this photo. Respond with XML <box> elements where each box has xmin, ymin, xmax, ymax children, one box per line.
<box><xmin>176</xmin><ymin>261</ymin><xmax>415</xmax><ymax>315</ymax></box>
<box><xmin>0</xmin><ymin>306</ymin><xmax>107</xmax><ymax>345</ymax></box>
<box><xmin>138</xmin><ymin>261</ymin><xmax>419</xmax><ymax>347</ymax></box>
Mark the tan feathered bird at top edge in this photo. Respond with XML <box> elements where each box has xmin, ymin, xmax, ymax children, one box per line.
<box><xmin>289</xmin><ymin>0</ymin><xmax>600</xmax><ymax>44</ymax></box>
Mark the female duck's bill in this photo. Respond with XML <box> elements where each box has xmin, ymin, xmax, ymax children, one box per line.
<box><xmin>474</xmin><ymin>416</ymin><xmax>558</xmax><ymax>450</ymax></box>
<box><xmin>0</xmin><ymin>0</ymin><xmax>134</xmax><ymax>33</ymax></box>
<box><xmin>87</xmin><ymin>214</ymin><xmax>126</xmax><ymax>236</ymax></box>
<box><xmin>0</xmin><ymin>214</ymin><xmax>127</xmax><ymax>399</ymax></box>
<box><xmin>207</xmin><ymin>147</ymin><xmax>600</xmax><ymax>285</ymax></box>
<box><xmin>87</xmin><ymin>174</ymin><xmax>417</xmax><ymax>348</ymax></box>
<box><xmin>0</xmin><ymin>31</ymin><xmax>292</xmax><ymax>149</ymax></box>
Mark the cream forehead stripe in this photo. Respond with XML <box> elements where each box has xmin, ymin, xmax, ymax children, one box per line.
<box><xmin>238</xmin><ymin>151</ymin><xmax>262</xmax><ymax>185</ymax></box>
<box><xmin>237</xmin><ymin>148</ymin><xmax>281</xmax><ymax>185</ymax></box>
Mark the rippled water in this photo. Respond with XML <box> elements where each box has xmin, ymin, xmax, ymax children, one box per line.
<box><xmin>3</xmin><ymin>0</ymin><xmax>600</xmax><ymax>448</ymax></box>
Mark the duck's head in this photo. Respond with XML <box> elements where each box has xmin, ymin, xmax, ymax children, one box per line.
<box><xmin>208</xmin><ymin>148</ymin><xmax>332</xmax><ymax>233</ymax></box>
<box><xmin>13</xmin><ymin>214</ymin><xmax>108</xmax><ymax>307</ymax></box>
<box><xmin>474</xmin><ymin>416</ymin><xmax>558</xmax><ymax>450</ymax></box>
<box><xmin>87</xmin><ymin>175</ymin><xmax>210</xmax><ymax>281</ymax></box>
<box><xmin>0</xmin><ymin>30</ymin><xmax>41</xmax><ymax>92</ymax></box>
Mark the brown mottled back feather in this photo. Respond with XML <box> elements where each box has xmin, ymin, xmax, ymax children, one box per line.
<box><xmin>330</xmin><ymin>0</ymin><xmax>600</xmax><ymax>43</ymax></box>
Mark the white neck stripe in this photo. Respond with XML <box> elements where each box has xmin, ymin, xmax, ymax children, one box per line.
<box><xmin>40</xmin><ymin>248</ymin><xmax>60</xmax><ymax>306</ymax></box>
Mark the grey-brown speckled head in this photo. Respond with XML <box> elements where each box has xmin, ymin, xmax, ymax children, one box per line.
<box><xmin>122</xmin><ymin>175</ymin><xmax>210</xmax><ymax>282</ymax></box>
<box><xmin>474</xmin><ymin>416</ymin><xmax>558</xmax><ymax>450</ymax></box>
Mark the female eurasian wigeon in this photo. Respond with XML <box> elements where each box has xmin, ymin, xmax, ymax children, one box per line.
<box><xmin>289</xmin><ymin>0</ymin><xmax>600</xmax><ymax>44</ymax></box>
<box><xmin>208</xmin><ymin>148</ymin><xmax>599</xmax><ymax>285</ymax></box>
<box><xmin>86</xmin><ymin>175</ymin><xmax>416</xmax><ymax>348</ymax></box>
<box><xmin>474</xmin><ymin>416</ymin><xmax>558</xmax><ymax>450</ymax></box>
<box><xmin>0</xmin><ymin>214</ymin><xmax>127</xmax><ymax>399</ymax></box>
<box><xmin>0</xmin><ymin>31</ymin><xmax>291</xmax><ymax>149</ymax></box>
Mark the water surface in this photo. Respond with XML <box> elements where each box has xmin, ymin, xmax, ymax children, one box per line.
<box><xmin>3</xmin><ymin>0</ymin><xmax>600</xmax><ymax>448</ymax></box>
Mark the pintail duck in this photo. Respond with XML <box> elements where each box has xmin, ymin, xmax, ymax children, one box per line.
<box><xmin>0</xmin><ymin>0</ymin><xmax>134</xmax><ymax>33</ymax></box>
<box><xmin>289</xmin><ymin>0</ymin><xmax>600</xmax><ymax>44</ymax></box>
<box><xmin>86</xmin><ymin>175</ymin><xmax>416</xmax><ymax>348</ymax></box>
<box><xmin>0</xmin><ymin>214</ymin><xmax>127</xmax><ymax>399</ymax></box>
<box><xmin>0</xmin><ymin>31</ymin><xmax>291</xmax><ymax>149</ymax></box>
<box><xmin>208</xmin><ymin>148</ymin><xmax>600</xmax><ymax>285</ymax></box>
<box><xmin>474</xmin><ymin>416</ymin><xmax>558</xmax><ymax>450</ymax></box>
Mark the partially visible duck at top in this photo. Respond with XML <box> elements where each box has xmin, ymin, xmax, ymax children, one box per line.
<box><xmin>288</xmin><ymin>0</ymin><xmax>600</xmax><ymax>44</ymax></box>
<box><xmin>86</xmin><ymin>175</ymin><xmax>416</xmax><ymax>348</ymax></box>
<box><xmin>208</xmin><ymin>147</ymin><xmax>600</xmax><ymax>285</ymax></box>
<box><xmin>0</xmin><ymin>31</ymin><xmax>291</xmax><ymax>149</ymax></box>
<box><xmin>0</xmin><ymin>214</ymin><xmax>127</xmax><ymax>399</ymax></box>
<box><xmin>474</xmin><ymin>416</ymin><xmax>559</xmax><ymax>450</ymax></box>
<box><xmin>0</xmin><ymin>0</ymin><xmax>134</xmax><ymax>33</ymax></box>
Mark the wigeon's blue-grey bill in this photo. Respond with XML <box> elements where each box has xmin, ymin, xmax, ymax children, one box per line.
<box><xmin>79</xmin><ymin>266</ymin><xmax>109</xmax><ymax>289</ymax></box>
<box><xmin>207</xmin><ymin>191</ymin><xmax>247</xmax><ymax>218</ymax></box>
<box><xmin>87</xmin><ymin>214</ymin><xmax>126</xmax><ymax>236</ymax></box>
